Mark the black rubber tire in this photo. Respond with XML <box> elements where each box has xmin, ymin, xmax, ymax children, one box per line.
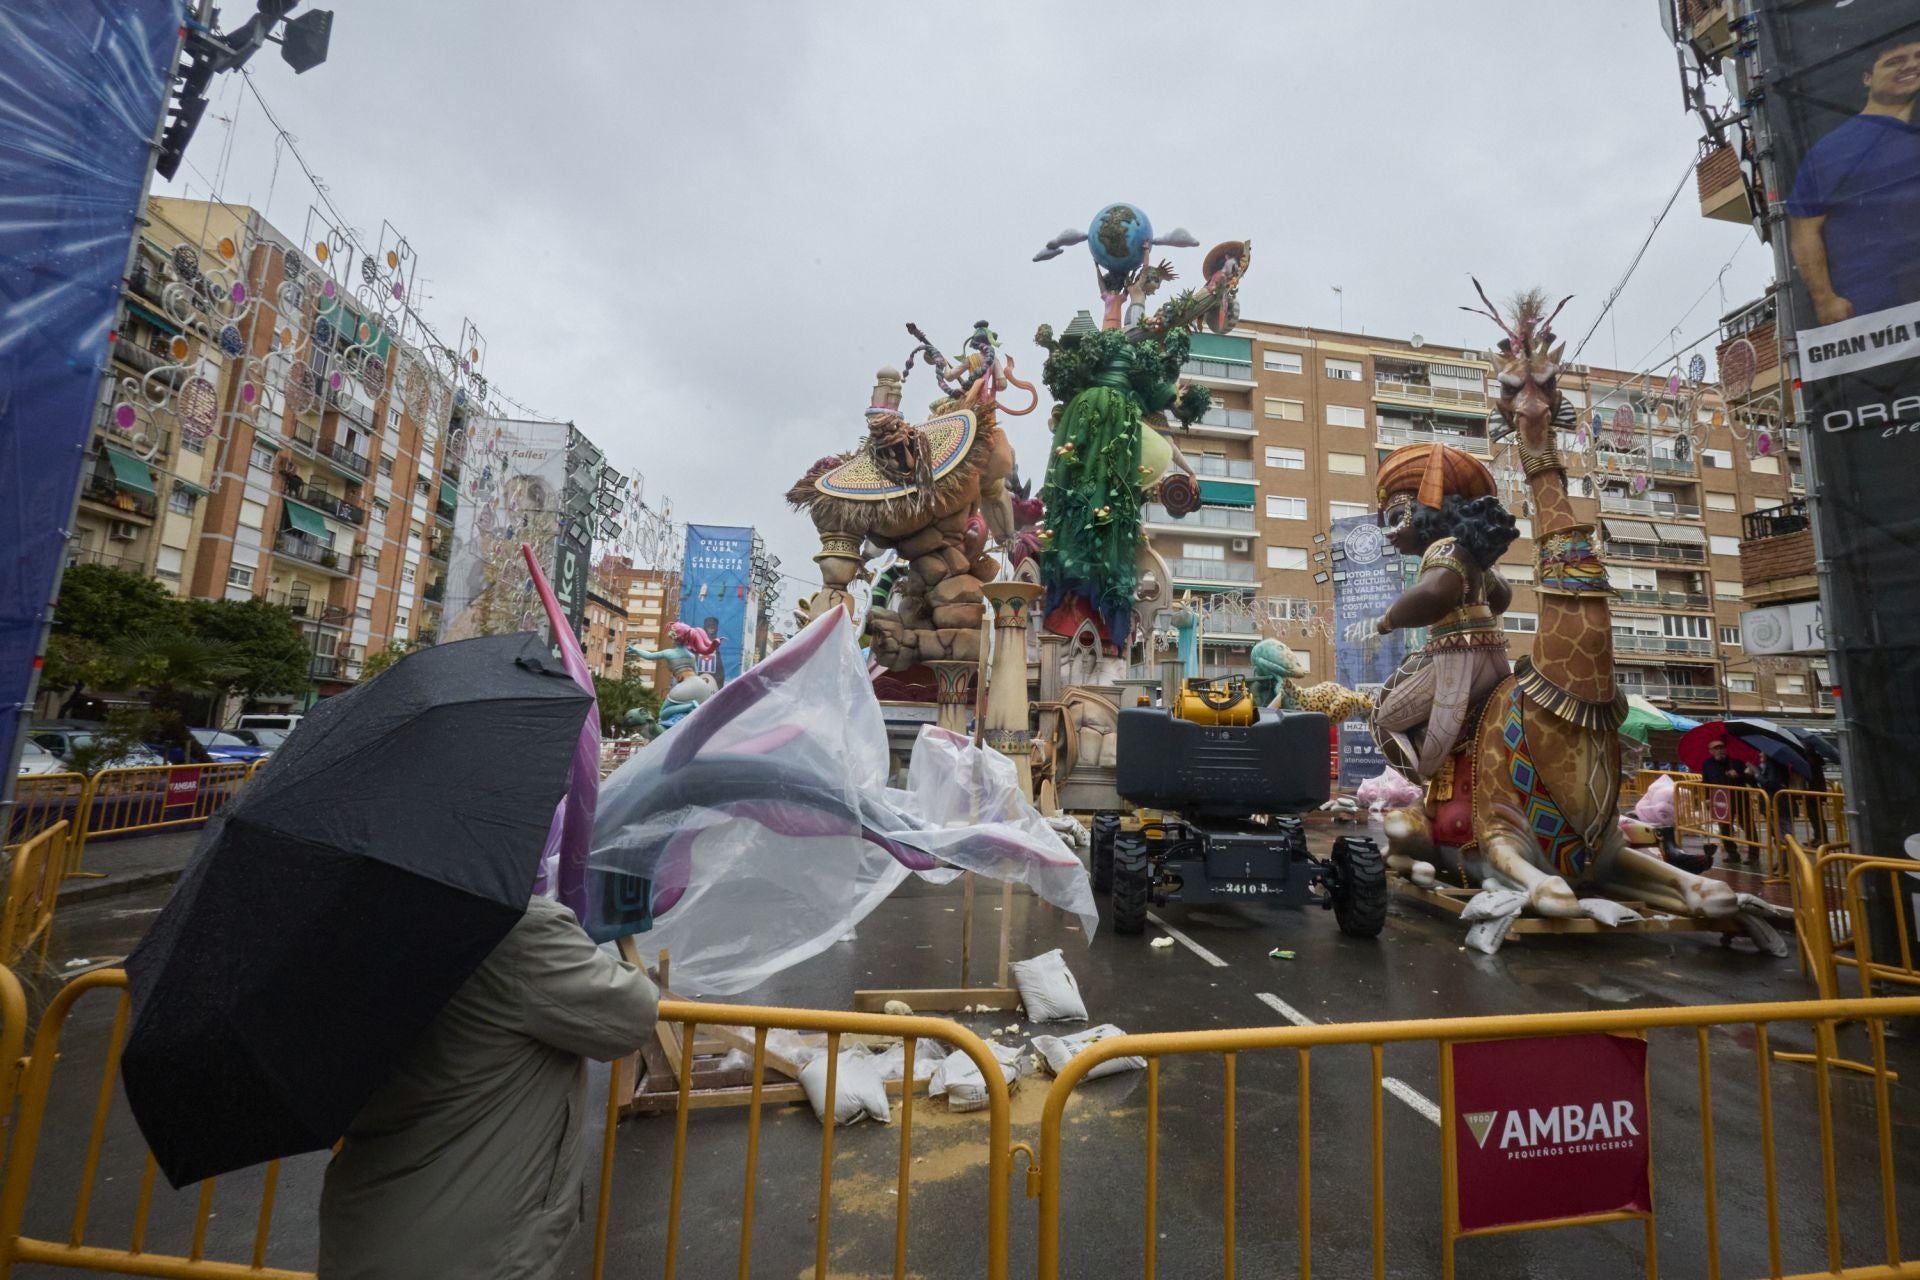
<box><xmin>1090</xmin><ymin>814</ymin><xmax>1119</xmax><ymax>894</ymax></box>
<box><xmin>1112</xmin><ymin>833</ymin><xmax>1150</xmax><ymax>936</ymax></box>
<box><xmin>1331</xmin><ymin>837</ymin><xmax>1389</xmax><ymax>939</ymax></box>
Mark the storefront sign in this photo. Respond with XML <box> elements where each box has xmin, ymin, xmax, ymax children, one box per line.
<box><xmin>1448</xmin><ymin>1032</ymin><xmax>1651</xmax><ymax>1233</ymax></box>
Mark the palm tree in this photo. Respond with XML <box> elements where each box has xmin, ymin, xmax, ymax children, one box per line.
<box><xmin>110</xmin><ymin>633</ymin><xmax>249</xmax><ymax>761</ymax></box>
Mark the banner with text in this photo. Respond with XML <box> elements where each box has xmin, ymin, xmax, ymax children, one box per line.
<box><xmin>1330</xmin><ymin>515</ymin><xmax>1411</xmax><ymax>790</ymax></box>
<box><xmin>1757</xmin><ymin>1</ymin><xmax>1920</xmax><ymax>865</ymax></box>
<box><xmin>442</xmin><ymin>418</ymin><xmax>571</xmax><ymax>644</ymax></box>
<box><xmin>1448</xmin><ymin>1032</ymin><xmax>1652</xmax><ymax>1233</ymax></box>
<box><xmin>679</xmin><ymin>525</ymin><xmax>755</xmax><ymax>686</ymax></box>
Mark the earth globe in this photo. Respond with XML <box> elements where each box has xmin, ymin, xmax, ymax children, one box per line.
<box><xmin>1087</xmin><ymin>203</ymin><xmax>1152</xmax><ymax>279</ymax></box>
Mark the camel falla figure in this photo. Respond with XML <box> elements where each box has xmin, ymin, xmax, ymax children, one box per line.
<box><xmin>1380</xmin><ymin>284</ymin><xmax>1784</xmax><ymax>952</ymax></box>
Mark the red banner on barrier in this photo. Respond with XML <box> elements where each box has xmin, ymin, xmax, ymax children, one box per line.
<box><xmin>1448</xmin><ymin>1032</ymin><xmax>1651</xmax><ymax>1233</ymax></box>
<box><xmin>165</xmin><ymin>768</ymin><xmax>202</xmax><ymax>811</ymax></box>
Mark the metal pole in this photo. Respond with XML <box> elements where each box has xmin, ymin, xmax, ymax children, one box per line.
<box><xmin>1</xmin><ymin>21</ymin><xmax>187</xmax><ymax>822</ymax></box>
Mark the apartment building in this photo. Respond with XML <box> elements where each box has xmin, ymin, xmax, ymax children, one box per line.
<box><xmin>596</xmin><ymin>557</ymin><xmax>674</xmax><ymax>690</ymax></box>
<box><xmin>582</xmin><ymin>587</ymin><xmax>628</xmax><ymax>679</ymax></box>
<box><xmin>1142</xmin><ymin>320</ymin><xmax>1795</xmax><ymax>717</ymax></box>
<box><xmin>96</xmin><ymin>196</ymin><xmax>461</xmax><ymax>700</ymax></box>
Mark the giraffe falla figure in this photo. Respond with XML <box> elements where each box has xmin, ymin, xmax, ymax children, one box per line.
<box><xmin>1380</xmin><ymin>283</ymin><xmax>1787</xmax><ymax>953</ymax></box>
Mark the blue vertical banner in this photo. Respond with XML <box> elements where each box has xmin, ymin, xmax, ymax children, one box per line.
<box><xmin>0</xmin><ymin>2</ymin><xmax>183</xmax><ymax>788</ymax></box>
<box><xmin>1329</xmin><ymin>515</ymin><xmax>1414</xmax><ymax>790</ymax></box>
<box><xmin>679</xmin><ymin>525</ymin><xmax>754</xmax><ymax>686</ymax></box>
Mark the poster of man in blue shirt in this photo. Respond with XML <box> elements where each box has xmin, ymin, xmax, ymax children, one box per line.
<box><xmin>1786</xmin><ymin>37</ymin><xmax>1920</xmax><ymax>324</ymax></box>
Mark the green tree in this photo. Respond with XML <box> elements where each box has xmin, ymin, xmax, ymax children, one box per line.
<box><xmin>362</xmin><ymin>641</ymin><xmax>411</xmax><ymax>679</ymax></box>
<box><xmin>41</xmin><ymin>564</ymin><xmax>182</xmax><ymax>715</ymax></box>
<box><xmin>593</xmin><ymin>672</ymin><xmax>660</xmax><ymax>735</ymax></box>
<box><xmin>109</xmin><ymin>633</ymin><xmax>248</xmax><ymax>759</ymax></box>
<box><xmin>184</xmin><ymin>597</ymin><xmax>312</xmax><ymax>711</ymax></box>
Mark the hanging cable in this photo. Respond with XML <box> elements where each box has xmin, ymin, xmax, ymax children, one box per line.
<box><xmin>1569</xmin><ymin>154</ymin><xmax>1698</xmax><ymax>365</ymax></box>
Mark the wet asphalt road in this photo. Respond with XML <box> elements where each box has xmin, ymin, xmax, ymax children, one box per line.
<box><xmin>13</xmin><ymin>817</ymin><xmax>1920</xmax><ymax>1279</ymax></box>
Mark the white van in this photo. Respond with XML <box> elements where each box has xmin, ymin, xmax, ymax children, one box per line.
<box><xmin>237</xmin><ymin>713</ymin><xmax>304</xmax><ymax>732</ymax></box>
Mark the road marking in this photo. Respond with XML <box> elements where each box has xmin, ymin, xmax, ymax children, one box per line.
<box><xmin>1255</xmin><ymin>991</ymin><xmax>1313</xmax><ymax>1026</ymax></box>
<box><xmin>1383</xmin><ymin>1076</ymin><xmax>1442</xmax><ymax>1126</ymax></box>
<box><xmin>1146</xmin><ymin>913</ymin><xmax>1229</xmax><ymax>967</ymax></box>
<box><xmin>1256</xmin><ymin>993</ymin><xmax>1440</xmax><ymax>1126</ymax></box>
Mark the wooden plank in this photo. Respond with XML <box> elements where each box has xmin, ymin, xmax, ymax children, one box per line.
<box><xmin>628</xmin><ymin>1083</ymin><xmax>808</xmax><ymax>1115</ymax></box>
<box><xmin>852</xmin><ymin>987</ymin><xmax>1022</xmax><ymax>1013</ymax></box>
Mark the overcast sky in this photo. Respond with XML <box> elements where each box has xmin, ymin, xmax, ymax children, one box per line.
<box><xmin>163</xmin><ymin>1</ymin><xmax>1770</xmax><ymax>620</ymax></box>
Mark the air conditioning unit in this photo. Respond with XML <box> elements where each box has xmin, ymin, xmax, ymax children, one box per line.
<box><xmin>1231</xmin><ymin>538</ymin><xmax>1251</xmax><ymax>553</ymax></box>
<box><xmin>109</xmin><ymin>521</ymin><xmax>140</xmax><ymax>541</ymax></box>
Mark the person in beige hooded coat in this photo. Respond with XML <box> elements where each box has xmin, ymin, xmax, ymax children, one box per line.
<box><xmin>318</xmin><ymin>896</ymin><xmax>659</xmax><ymax>1279</ymax></box>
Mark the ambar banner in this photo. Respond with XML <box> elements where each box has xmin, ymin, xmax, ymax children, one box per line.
<box><xmin>1756</xmin><ymin>2</ymin><xmax>1920</xmax><ymax>863</ymax></box>
<box><xmin>679</xmin><ymin>524</ymin><xmax>755</xmax><ymax>686</ymax></box>
<box><xmin>0</xmin><ymin>3</ymin><xmax>182</xmax><ymax>787</ymax></box>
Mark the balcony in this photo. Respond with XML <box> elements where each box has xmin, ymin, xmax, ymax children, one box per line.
<box><xmin>1371</xmin><ymin>379</ymin><xmax>1489</xmax><ymax>413</ymax></box>
<box><xmin>1599</xmin><ymin>494</ymin><xmax>1701</xmax><ymax>520</ymax></box>
<box><xmin>310</xmin><ymin>655</ymin><xmax>345</xmax><ymax>680</ymax></box>
<box><xmin>81</xmin><ymin>471</ymin><xmax>158</xmax><ymax>520</ymax></box>
<box><xmin>1166</xmin><ymin>557</ymin><xmax>1257</xmax><ymax>585</ymax></box>
<box><xmin>1614</xmin><ymin>587</ymin><xmax>1711</xmax><ymax>609</ymax></box>
<box><xmin>423</xmin><ymin>579</ymin><xmax>446</xmax><ymax>604</ymax></box>
<box><xmin>1677</xmin><ymin>0</ymin><xmax>1734</xmax><ymax>59</ymax></box>
<box><xmin>427</xmin><ymin>539</ymin><xmax>450</xmax><ymax>564</ymax></box>
<box><xmin>1613</xmin><ymin>633</ymin><xmax>1716</xmax><ymax>657</ymax></box>
<box><xmin>435</xmin><ymin>499</ymin><xmax>457</xmax><ymax>523</ymax></box>
<box><xmin>1179</xmin><ymin>358</ymin><xmax>1256</xmax><ymax>385</ymax></box>
<box><xmin>1742</xmin><ymin>499</ymin><xmax>1809</xmax><ymax>542</ymax></box>
<box><xmin>111</xmin><ymin>336</ymin><xmax>183</xmax><ymax>386</ymax></box>
<box><xmin>319</xmin><ymin>438</ymin><xmax>371</xmax><ymax>478</ymax></box>
<box><xmin>1375</xmin><ymin>422</ymin><xmax>1491</xmax><ymax>456</ymax></box>
<box><xmin>1605</xmin><ymin>539</ymin><xmax>1707</xmax><ymax>565</ymax></box>
<box><xmin>273</xmin><ymin>530</ymin><xmax>352</xmax><ymax>576</ymax></box>
<box><xmin>280</xmin><ymin>475</ymin><xmax>366</xmax><ymax>526</ymax></box>
<box><xmin>1184</xmin><ymin>406</ymin><xmax>1256</xmax><ymax>437</ymax></box>
<box><xmin>1188</xmin><ymin>455</ymin><xmax>1256</xmax><ymax>480</ymax></box>
<box><xmin>1142</xmin><ymin>503</ymin><xmax>1255</xmax><ymax>533</ymax></box>
<box><xmin>1594</xmin><ymin>449</ymin><xmax>1695</xmax><ymax>477</ymax></box>
<box><xmin>1696</xmin><ymin>142</ymin><xmax>1749</xmax><ymax>224</ymax></box>
<box><xmin>1738</xmin><ymin>500</ymin><xmax>1816</xmax><ymax>596</ymax></box>
<box><xmin>1629</xmin><ymin>679</ymin><xmax>1724</xmax><ymax>708</ymax></box>
<box><xmin>326</xmin><ymin>384</ymin><xmax>375</xmax><ymax>429</ymax></box>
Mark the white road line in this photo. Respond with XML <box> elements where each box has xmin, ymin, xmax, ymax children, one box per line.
<box><xmin>1255</xmin><ymin>991</ymin><xmax>1314</xmax><ymax>1026</ymax></box>
<box><xmin>1256</xmin><ymin>993</ymin><xmax>1441</xmax><ymax>1126</ymax></box>
<box><xmin>1146</xmin><ymin>913</ymin><xmax>1229</xmax><ymax>967</ymax></box>
<box><xmin>1382</xmin><ymin>1076</ymin><xmax>1442</xmax><ymax>1126</ymax></box>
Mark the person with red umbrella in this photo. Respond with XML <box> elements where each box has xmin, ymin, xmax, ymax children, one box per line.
<box><xmin>1700</xmin><ymin>737</ymin><xmax>1760</xmax><ymax>863</ymax></box>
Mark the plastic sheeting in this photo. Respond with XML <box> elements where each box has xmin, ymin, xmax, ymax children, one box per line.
<box><xmin>586</xmin><ymin>608</ymin><xmax>1094</xmax><ymax>996</ymax></box>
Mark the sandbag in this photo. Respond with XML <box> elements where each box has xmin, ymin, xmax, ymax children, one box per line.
<box><xmin>1031</xmin><ymin>1024</ymin><xmax>1145</xmax><ymax>1082</ymax></box>
<box><xmin>869</xmin><ymin>1040</ymin><xmax>946</xmax><ymax>1085</ymax></box>
<box><xmin>799</xmin><ymin>1049</ymin><xmax>892</xmax><ymax>1126</ymax></box>
<box><xmin>929</xmin><ymin>1042</ymin><xmax>1023</xmax><ymax>1113</ymax></box>
<box><xmin>1010</xmin><ymin>949</ymin><xmax>1088</xmax><ymax>1023</ymax></box>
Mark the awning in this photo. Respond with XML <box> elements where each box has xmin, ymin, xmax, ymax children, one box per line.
<box><xmin>102</xmin><ymin>445</ymin><xmax>156</xmax><ymax>497</ymax></box>
<box><xmin>172</xmin><ymin>477</ymin><xmax>208</xmax><ymax>497</ymax></box>
<box><xmin>1196</xmin><ymin>479</ymin><xmax>1255</xmax><ymax>507</ymax></box>
<box><xmin>125</xmin><ymin>300</ymin><xmax>180</xmax><ymax>335</ymax></box>
<box><xmin>1654</xmin><ymin>522</ymin><xmax>1706</xmax><ymax>545</ymax></box>
<box><xmin>1189</xmin><ymin>332</ymin><xmax>1252</xmax><ymax>363</ymax></box>
<box><xmin>282</xmin><ymin>499</ymin><xmax>330</xmax><ymax>538</ymax></box>
<box><xmin>440</xmin><ymin>479</ymin><xmax>459</xmax><ymax>507</ymax></box>
<box><xmin>1601</xmin><ymin>517</ymin><xmax>1659</xmax><ymax>542</ymax></box>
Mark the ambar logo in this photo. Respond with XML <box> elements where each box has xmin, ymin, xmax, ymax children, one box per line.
<box><xmin>1464</xmin><ymin>1111</ymin><xmax>1498</xmax><ymax>1149</ymax></box>
<box><xmin>1462</xmin><ymin>1101</ymin><xmax>1642</xmax><ymax>1150</ymax></box>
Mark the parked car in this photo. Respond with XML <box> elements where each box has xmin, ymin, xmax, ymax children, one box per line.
<box><xmin>185</xmin><ymin>728</ymin><xmax>272</xmax><ymax>765</ymax></box>
<box><xmin>15</xmin><ymin>739</ymin><xmax>67</xmax><ymax>777</ymax></box>
<box><xmin>236</xmin><ymin>713</ymin><xmax>303</xmax><ymax>733</ymax></box>
<box><xmin>230</xmin><ymin>727</ymin><xmax>292</xmax><ymax>751</ymax></box>
<box><xmin>29</xmin><ymin>724</ymin><xmax>167</xmax><ymax>773</ymax></box>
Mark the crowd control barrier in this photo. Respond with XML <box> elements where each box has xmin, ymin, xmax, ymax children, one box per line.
<box><xmin>0</xmin><ymin>822</ymin><xmax>72</xmax><ymax>970</ymax></box>
<box><xmin>68</xmin><ymin>763</ymin><xmax>251</xmax><ymax>872</ymax></box>
<box><xmin>1621</xmin><ymin>768</ymin><xmax>1698</xmax><ymax>804</ymax></box>
<box><xmin>1674</xmin><ymin>780</ymin><xmax>1780</xmax><ymax>879</ymax></box>
<box><xmin>3</xmin><ymin>773</ymin><xmax>87</xmax><ymax>852</ymax></box>
<box><xmin>1032</xmin><ymin>996</ymin><xmax>1920</xmax><ymax>1280</ymax></box>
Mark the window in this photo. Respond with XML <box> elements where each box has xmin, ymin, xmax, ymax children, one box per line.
<box><xmin>1267</xmin><ymin>546</ymin><xmax>1308</xmax><ymax>570</ymax></box>
<box><xmin>1327</xmin><ymin>452</ymin><xmax>1367</xmax><ymax>475</ymax></box>
<box><xmin>356</xmin><ymin>605</ymin><xmax>372</xmax><ymax>620</ymax></box>
<box><xmin>380</xmin><ymin>457</ymin><xmax>395</xmax><ymax>477</ymax></box>
<box><xmin>1778</xmin><ymin>674</ymin><xmax>1807</xmax><ymax>695</ymax></box>
<box><xmin>1709</xmin><ymin>535</ymin><xmax>1741</xmax><ymax>557</ymax></box>
<box><xmin>180</xmin><ymin>434</ymin><xmax>205</xmax><ymax>455</ymax></box>
<box><xmin>396</xmin><ymin>608</ymin><xmax>410</xmax><ymax>631</ymax></box>
<box><xmin>388</xmin><ymin>407</ymin><xmax>402</xmax><ymax>429</ymax></box>
<box><xmin>1264</xmin><ymin>397</ymin><xmax>1304</xmax><ymax>421</ymax></box>
<box><xmin>1664</xmin><ymin>615</ymin><xmax>1710</xmax><ymax>639</ymax></box>
<box><xmin>1728</xmin><ymin>674</ymin><xmax>1757</xmax><ymax>693</ymax></box>
<box><xmin>1701</xmin><ymin>448</ymin><xmax>1733</xmax><ymax>469</ymax></box>
<box><xmin>402</xmin><ymin>564</ymin><xmax>417</xmax><ymax>584</ymax></box>
<box><xmin>1266</xmin><ymin>446</ymin><xmax>1305</xmax><ymax>470</ymax></box>
<box><xmin>1266</xmin><ymin>495</ymin><xmax>1308</xmax><ymax>520</ymax></box>
<box><xmin>1720</xmin><ymin>626</ymin><xmax>1741</xmax><ymax>645</ymax></box>
<box><xmin>168</xmin><ymin>488</ymin><xmax>196</xmax><ymax>515</ymax></box>
<box><xmin>409</xmin><ymin>524</ymin><xmax>424</xmax><ymax>545</ymax></box>
<box><xmin>1325</xmin><ymin>358</ymin><xmax>1362</xmax><ymax>381</ymax></box>
<box><xmin>1326</xmin><ymin>404</ymin><xmax>1366</xmax><ymax>429</ymax></box>
<box><xmin>1503</xmin><ymin>612</ymin><xmax>1539</xmax><ymax>634</ymax></box>
<box><xmin>227</xmin><ymin>565</ymin><xmax>254</xmax><ymax>589</ymax></box>
<box><xmin>1750</xmin><ymin>455</ymin><xmax>1780</xmax><ymax>474</ymax></box>
<box><xmin>1182</xmin><ymin>542</ymin><xmax>1225</xmax><ymax>562</ymax></box>
<box><xmin>250</xmin><ymin>444</ymin><xmax>277</xmax><ymax>473</ymax></box>
<box><xmin>1753</xmin><ymin>495</ymin><xmax>1783</xmax><ymax>510</ymax></box>
<box><xmin>1512</xmin><ymin>517</ymin><xmax>1533</xmax><ymax>539</ymax></box>
<box><xmin>1329</xmin><ymin>501</ymin><xmax>1369</xmax><ymax>521</ymax></box>
<box><xmin>1716</xmin><ymin>581</ymin><xmax>1744</xmax><ymax>599</ymax></box>
<box><xmin>1705</xmin><ymin>492</ymin><xmax>1737</xmax><ymax>511</ymax></box>
<box><xmin>155</xmin><ymin>546</ymin><xmax>183</xmax><ymax>579</ymax></box>
<box><xmin>1263</xmin><ymin>350</ymin><xmax>1302</xmax><ymax>374</ymax></box>
<box><xmin>238</xmin><ymin>499</ymin><xmax>265</xmax><ymax>530</ymax></box>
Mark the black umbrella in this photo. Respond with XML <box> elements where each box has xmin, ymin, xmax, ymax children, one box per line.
<box><xmin>1724</xmin><ymin>716</ymin><xmax>1820</xmax><ymax>779</ymax></box>
<box><xmin>122</xmin><ymin>633</ymin><xmax>592</xmax><ymax>1188</ymax></box>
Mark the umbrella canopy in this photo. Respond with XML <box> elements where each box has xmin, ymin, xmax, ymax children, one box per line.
<box><xmin>1724</xmin><ymin>716</ymin><xmax>1821</xmax><ymax>780</ymax></box>
<box><xmin>1620</xmin><ymin>695</ymin><xmax>1675</xmax><ymax>743</ymax></box>
<box><xmin>1789</xmin><ymin>726</ymin><xmax>1841</xmax><ymax>764</ymax></box>
<box><xmin>122</xmin><ymin>633</ymin><xmax>593</xmax><ymax>1187</ymax></box>
<box><xmin>1676</xmin><ymin>721</ymin><xmax>1764</xmax><ymax>773</ymax></box>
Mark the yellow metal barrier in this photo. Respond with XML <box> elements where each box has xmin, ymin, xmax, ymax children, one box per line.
<box><xmin>72</xmin><ymin>763</ymin><xmax>251</xmax><ymax>869</ymax></box>
<box><xmin>1776</xmin><ymin>785</ymin><xmax>1848</xmax><ymax>852</ymax></box>
<box><xmin>4</xmin><ymin>772</ymin><xmax>87</xmax><ymax>852</ymax></box>
<box><xmin>1034</xmin><ymin>996</ymin><xmax>1920</xmax><ymax>1280</ymax></box>
<box><xmin>1673</xmin><ymin>779</ymin><xmax>1779</xmax><ymax>879</ymax></box>
<box><xmin>0</xmin><ymin>822</ymin><xmax>72</xmax><ymax>970</ymax></box>
<box><xmin>1621</xmin><ymin>768</ymin><xmax>1697</xmax><ymax>804</ymax></box>
<box><xmin>0</xmin><ymin>971</ymin><xmax>1011</xmax><ymax>1280</ymax></box>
